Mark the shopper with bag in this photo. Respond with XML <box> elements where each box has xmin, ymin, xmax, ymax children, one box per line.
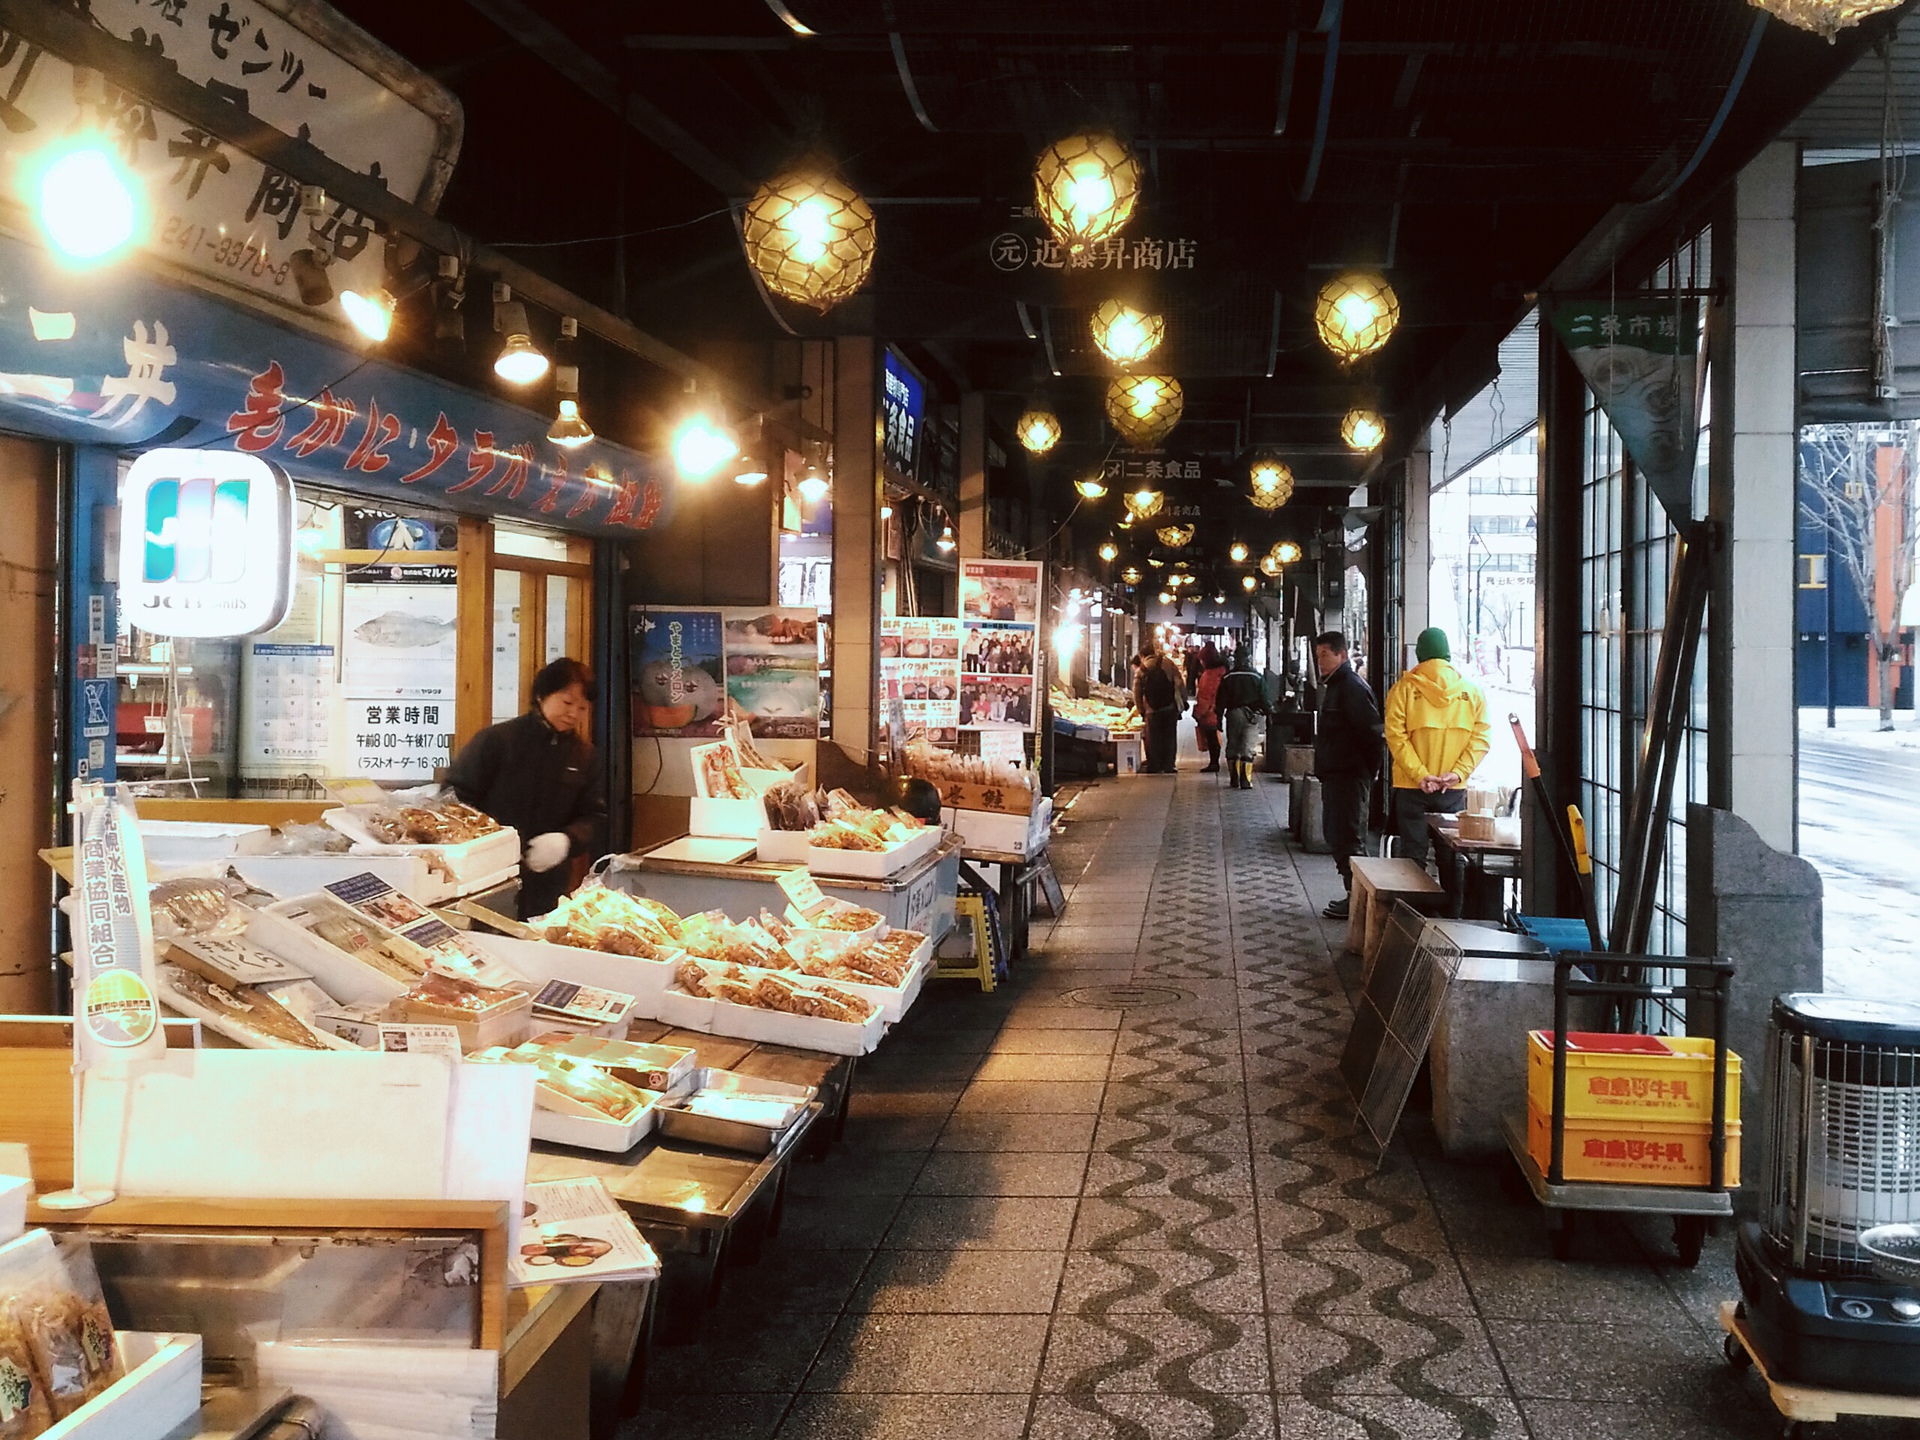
<box><xmin>1132</xmin><ymin>642</ymin><xmax>1186</xmax><ymax>774</ymax></box>
<box><xmin>1215</xmin><ymin>645</ymin><xmax>1270</xmax><ymax>789</ymax></box>
<box><xmin>1192</xmin><ymin>643</ymin><xmax>1229</xmax><ymax>774</ymax></box>
<box><xmin>1383</xmin><ymin>626</ymin><xmax>1491</xmax><ymax>867</ymax></box>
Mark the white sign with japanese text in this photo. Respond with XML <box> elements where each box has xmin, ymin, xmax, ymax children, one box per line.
<box><xmin>0</xmin><ymin>0</ymin><xmax>456</xmax><ymax>313</ymax></box>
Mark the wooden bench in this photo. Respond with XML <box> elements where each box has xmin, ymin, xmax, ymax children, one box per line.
<box><xmin>1347</xmin><ymin>857</ymin><xmax>1445</xmax><ymax>969</ymax></box>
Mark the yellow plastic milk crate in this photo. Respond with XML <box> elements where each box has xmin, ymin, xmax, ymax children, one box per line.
<box><xmin>1526</xmin><ymin>1102</ymin><xmax>1742</xmax><ymax>1187</ymax></box>
<box><xmin>1527</xmin><ymin>1030</ymin><xmax>1741</xmax><ymax>1125</ymax></box>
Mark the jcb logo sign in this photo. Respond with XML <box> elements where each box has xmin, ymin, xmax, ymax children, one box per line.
<box><xmin>120</xmin><ymin>450</ymin><xmax>294</xmax><ymax>637</ymax></box>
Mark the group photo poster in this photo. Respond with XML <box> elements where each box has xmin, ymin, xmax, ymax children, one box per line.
<box><xmin>957</xmin><ymin>559</ymin><xmax>1042</xmax><ymax>733</ymax></box>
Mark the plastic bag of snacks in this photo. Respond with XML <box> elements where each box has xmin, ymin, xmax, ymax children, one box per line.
<box><xmin>0</xmin><ymin>1231</ymin><xmax>123</xmax><ymax>1435</ymax></box>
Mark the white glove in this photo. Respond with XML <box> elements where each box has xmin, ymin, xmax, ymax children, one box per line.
<box><xmin>524</xmin><ymin>832</ymin><xmax>571</xmax><ymax>874</ymax></box>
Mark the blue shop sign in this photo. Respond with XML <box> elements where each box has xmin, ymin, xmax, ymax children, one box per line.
<box><xmin>0</xmin><ymin>233</ymin><xmax>670</xmax><ymax>536</ymax></box>
<box><xmin>880</xmin><ymin>347</ymin><xmax>922</xmax><ymax>481</ymax></box>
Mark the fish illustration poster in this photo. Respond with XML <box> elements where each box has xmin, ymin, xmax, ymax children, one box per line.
<box><xmin>630</xmin><ymin>607</ymin><xmax>820</xmax><ymax>739</ymax></box>
<box><xmin>342</xmin><ymin>566</ymin><xmax>459</xmax><ymax>700</ymax></box>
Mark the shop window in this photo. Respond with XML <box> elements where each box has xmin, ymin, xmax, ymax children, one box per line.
<box><xmin>487</xmin><ymin>527</ymin><xmax>592</xmax><ymax>731</ymax></box>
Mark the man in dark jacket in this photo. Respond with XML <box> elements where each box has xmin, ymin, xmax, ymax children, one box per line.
<box><xmin>447</xmin><ymin>658</ymin><xmax>607</xmax><ymax>918</ymax></box>
<box><xmin>1313</xmin><ymin>631</ymin><xmax>1383</xmax><ymax>920</ymax></box>
<box><xmin>1132</xmin><ymin>642</ymin><xmax>1185</xmax><ymax>774</ymax></box>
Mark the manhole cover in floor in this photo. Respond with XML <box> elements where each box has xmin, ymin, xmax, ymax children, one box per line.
<box><xmin>1059</xmin><ymin>983</ymin><xmax>1192</xmax><ymax>1008</ymax></box>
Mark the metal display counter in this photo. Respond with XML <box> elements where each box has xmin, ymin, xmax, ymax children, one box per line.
<box><xmin>600</xmin><ymin>835</ymin><xmax>961</xmax><ymax>944</ymax></box>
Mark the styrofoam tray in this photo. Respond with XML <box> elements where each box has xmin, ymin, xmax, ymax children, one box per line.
<box><xmin>226</xmin><ymin>851</ymin><xmax>436</xmax><ymax>900</ymax></box>
<box><xmin>246</xmin><ymin>901</ymin><xmax>412</xmax><ymax>1006</ymax></box>
<box><xmin>137</xmin><ymin>820</ymin><xmax>272</xmax><ymax>865</ymax></box>
<box><xmin>530</xmin><ymin>1096</ymin><xmax>658</xmax><ymax>1153</ymax></box>
<box><xmin>468</xmin><ymin>933</ymin><xmax>679</xmax><ymax>1015</ymax></box>
<box><xmin>755</xmin><ymin>828</ymin><xmax>811</xmax><ymax>863</ymax></box>
<box><xmin>323</xmin><ymin>807</ymin><xmax>522</xmax><ymax>887</ymax></box>
<box><xmin>805</xmin><ymin>825</ymin><xmax>942</xmax><ymax>879</ymax></box>
<box><xmin>45</xmin><ymin>1332</ymin><xmax>202</xmax><ymax>1440</ymax></box>
<box><xmin>655</xmin><ymin>985</ymin><xmax>885</xmax><ymax>1056</ymax></box>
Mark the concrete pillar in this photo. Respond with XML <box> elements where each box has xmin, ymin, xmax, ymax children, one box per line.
<box><xmin>1711</xmin><ymin>140</ymin><xmax>1799</xmax><ymax>852</ymax></box>
<box><xmin>831</xmin><ymin>336</ymin><xmax>882</xmax><ymax>765</ymax></box>
<box><xmin>958</xmin><ymin>392</ymin><xmax>987</xmax><ymax>559</ymax></box>
<box><xmin>1403</xmin><ymin>442</ymin><xmax>1431</xmax><ymax>678</ymax></box>
<box><xmin>1686</xmin><ymin>803</ymin><xmax>1822</xmax><ymax>1197</ymax></box>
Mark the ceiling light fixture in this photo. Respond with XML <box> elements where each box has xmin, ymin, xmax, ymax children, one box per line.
<box><xmin>1124</xmin><ymin>487</ymin><xmax>1164</xmax><ymax>519</ymax></box>
<box><xmin>33</xmin><ymin>137</ymin><xmax>141</xmax><ymax>264</ymax></box>
<box><xmin>1075</xmin><ymin>476</ymin><xmax>1109</xmax><ymax>499</ymax></box>
<box><xmin>1751</xmin><ymin>0</ymin><xmax>1900</xmax><ymax>39</ymax></box>
<box><xmin>741</xmin><ymin>161</ymin><xmax>877</xmax><ymax>312</ymax></box>
<box><xmin>1314</xmin><ymin>271</ymin><xmax>1401</xmax><ymax>363</ymax></box>
<box><xmin>1099</xmin><ymin>540</ymin><xmax>1119</xmax><ymax>561</ymax></box>
<box><xmin>1033</xmin><ymin>132</ymin><xmax>1142</xmax><ymax>255</ymax></box>
<box><xmin>1341</xmin><ymin>408</ymin><xmax>1386</xmax><ymax>453</ymax></box>
<box><xmin>340</xmin><ymin>237</ymin><xmax>396</xmax><ymax>343</ymax></box>
<box><xmin>1106</xmin><ymin>374</ymin><xmax>1183</xmax><ymax>448</ymax></box>
<box><xmin>936</xmin><ymin>521</ymin><xmax>957</xmax><ymax>552</ymax></box>
<box><xmin>1090</xmin><ymin>299</ymin><xmax>1164</xmax><ymax>367</ymax></box>
<box><xmin>1229</xmin><ymin>540</ymin><xmax>1249</xmax><ymax>563</ymax></box>
<box><xmin>1146</xmin><ymin>557</ymin><xmax>1165</xmax><ymax>568</ymax></box>
<box><xmin>1249</xmin><ymin>456</ymin><xmax>1295</xmax><ymax>511</ymax></box>
<box><xmin>1121</xmin><ymin>565</ymin><xmax>1143</xmax><ymax>584</ymax></box>
<box><xmin>1017</xmin><ymin>409</ymin><xmax>1062</xmax><ymax>454</ymax></box>
<box><xmin>1242</xmin><ymin>573</ymin><xmax>1258</xmax><ymax>591</ymax></box>
<box><xmin>547</xmin><ymin>367</ymin><xmax>594</xmax><ymax>449</ymax></box>
<box><xmin>1157</xmin><ymin>590</ymin><xmax>1173</xmax><ymax>605</ymax></box>
<box><xmin>1259</xmin><ymin>552</ymin><xmax>1282</xmax><ymax>577</ymax></box>
<box><xmin>673</xmin><ymin>387</ymin><xmax>737</xmax><ymax>479</ymax></box>
<box><xmin>1155</xmin><ymin>524</ymin><xmax>1194</xmax><ymax>548</ymax></box>
<box><xmin>1274</xmin><ymin>539</ymin><xmax>1303</xmax><ymax>564</ymax></box>
<box><xmin>880</xmin><ymin>502</ymin><xmax>893</xmax><ymax>518</ymax></box>
<box><xmin>491</xmin><ymin>284</ymin><xmax>549</xmax><ymax>385</ymax></box>
<box><xmin>796</xmin><ymin>455</ymin><xmax>830</xmax><ymax>504</ymax></box>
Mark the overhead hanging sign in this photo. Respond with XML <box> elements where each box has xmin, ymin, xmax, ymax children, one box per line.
<box><xmin>0</xmin><ymin>232</ymin><xmax>670</xmax><ymax>537</ymax></box>
<box><xmin>1549</xmin><ymin>299</ymin><xmax>1702</xmax><ymax>527</ymax></box>
<box><xmin>0</xmin><ymin>0</ymin><xmax>459</xmax><ymax>317</ymax></box>
<box><xmin>118</xmin><ymin>448</ymin><xmax>295</xmax><ymax>637</ymax></box>
<box><xmin>880</xmin><ymin>348</ymin><xmax>923</xmax><ymax>482</ymax></box>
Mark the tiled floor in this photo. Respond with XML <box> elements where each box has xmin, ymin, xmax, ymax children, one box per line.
<box><xmin>630</xmin><ymin>765</ymin><xmax>1911</xmax><ymax>1440</ymax></box>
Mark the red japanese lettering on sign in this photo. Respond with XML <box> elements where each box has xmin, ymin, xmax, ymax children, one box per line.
<box><xmin>565</xmin><ymin>467</ymin><xmax>608</xmax><ymax>520</ymax></box>
<box><xmin>604</xmin><ymin>472</ymin><xmax>640</xmax><ymax>527</ymax></box>
<box><xmin>534</xmin><ymin>454</ymin><xmax>568</xmax><ymax>514</ymax></box>
<box><xmin>345</xmin><ymin>400</ymin><xmax>401</xmax><ymax>473</ymax></box>
<box><xmin>445</xmin><ymin>431</ymin><xmax>497</xmax><ymax>495</ymax></box>
<box><xmin>285</xmin><ymin>387</ymin><xmax>355</xmax><ymax>458</ymax></box>
<box><xmin>399</xmin><ymin>413</ymin><xmax>459</xmax><ymax>485</ymax></box>
<box><xmin>486</xmin><ymin>443</ymin><xmax>534</xmax><ymax>499</ymax></box>
<box><xmin>225</xmin><ymin>361</ymin><xmax>285</xmax><ymax>452</ymax></box>
<box><xmin>635</xmin><ymin>476</ymin><xmax>663</xmax><ymax>529</ymax></box>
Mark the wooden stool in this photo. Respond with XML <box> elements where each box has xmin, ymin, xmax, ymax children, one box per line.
<box><xmin>1347</xmin><ymin>857</ymin><xmax>1444</xmax><ymax>966</ymax></box>
<box><xmin>936</xmin><ymin>894</ymin><xmax>997</xmax><ymax>993</ymax></box>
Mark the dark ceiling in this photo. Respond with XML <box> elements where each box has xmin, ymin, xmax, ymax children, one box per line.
<box><xmin>325</xmin><ymin>0</ymin><xmax>1899</xmax><ymax>524</ymax></box>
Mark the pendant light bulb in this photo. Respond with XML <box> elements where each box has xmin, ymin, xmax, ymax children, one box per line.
<box><xmin>673</xmin><ymin>413</ymin><xmax>737</xmax><ymax>480</ymax></box>
<box><xmin>1229</xmin><ymin>541</ymin><xmax>1249</xmax><ymax>563</ymax></box>
<box><xmin>34</xmin><ymin>141</ymin><xmax>141</xmax><ymax>263</ymax></box>
<box><xmin>1017</xmin><ymin>409</ymin><xmax>1062</xmax><ymax>455</ymax></box>
<box><xmin>1242</xmin><ymin>573</ymin><xmax>1257</xmax><ymax>591</ymax></box>
<box><xmin>1090</xmin><ymin>299</ymin><xmax>1164</xmax><ymax>367</ymax></box>
<box><xmin>492</xmin><ymin>294</ymin><xmax>550</xmax><ymax>385</ymax></box>
<box><xmin>548</xmin><ymin>399</ymin><xmax>594</xmax><ymax>449</ymax></box>
<box><xmin>1075</xmin><ymin>477</ymin><xmax>1109</xmax><ymax>499</ymax></box>
<box><xmin>797</xmin><ymin>462</ymin><xmax>830</xmax><ymax>505</ymax></box>
<box><xmin>1341</xmin><ymin>407</ymin><xmax>1387</xmax><ymax>453</ymax></box>
<box><xmin>936</xmin><ymin>522</ymin><xmax>956</xmax><ymax>552</ymax></box>
<box><xmin>341</xmin><ymin>284</ymin><xmax>397</xmax><ymax>344</ymax></box>
<box><xmin>1098</xmin><ymin>541</ymin><xmax>1119</xmax><ymax>562</ymax></box>
<box><xmin>1274</xmin><ymin>540</ymin><xmax>1303</xmax><ymax>564</ymax></box>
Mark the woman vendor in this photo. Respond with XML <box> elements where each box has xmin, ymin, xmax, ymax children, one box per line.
<box><xmin>446</xmin><ymin>657</ymin><xmax>606</xmax><ymax>919</ymax></box>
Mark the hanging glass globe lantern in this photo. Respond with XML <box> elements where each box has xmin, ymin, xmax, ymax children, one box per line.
<box><xmin>1273</xmin><ymin>539</ymin><xmax>1304</xmax><ymax>564</ymax></box>
<box><xmin>1341</xmin><ymin>408</ymin><xmax>1386</xmax><ymax>453</ymax></box>
<box><xmin>1155</xmin><ymin>524</ymin><xmax>1194</xmax><ymax>548</ymax></box>
<box><xmin>1075</xmin><ymin>476</ymin><xmax>1109</xmax><ymax>499</ymax></box>
<box><xmin>1259</xmin><ymin>552</ymin><xmax>1283</xmax><ymax>577</ymax></box>
<box><xmin>741</xmin><ymin>162</ymin><xmax>877</xmax><ymax>312</ymax></box>
<box><xmin>1106</xmin><ymin>374</ymin><xmax>1183</xmax><ymax>448</ymax></box>
<box><xmin>1123</xmin><ymin>485</ymin><xmax>1164</xmax><ymax>520</ymax></box>
<box><xmin>1090</xmin><ymin>300</ymin><xmax>1164</xmax><ymax>367</ymax></box>
<box><xmin>1750</xmin><ymin>0</ymin><xmax>1900</xmax><ymax>40</ymax></box>
<box><xmin>1314</xmin><ymin>271</ymin><xmax>1400</xmax><ymax>363</ymax></box>
<box><xmin>1248</xmin><ymin>456</ymin><xmax>1294</xmax><ymax>511</ymax></box>
<box><xmin>1099</xmin><ymin>540</ymin><xmax>1119</xmax><ymax>562</ymax></box>
<box><xmin>1121</xmin><ymin>565</ymin><xmax>1143</xmax><ymax>584</ymax></box>
<box><xmin>1228</xmin><ymin>540</ymin><xmax>1249</xmax><ymax>563</ymax></box>
<box><xmin>1017</xmin><ymin>409</ymin><xmax>1061</xmax><ymax>454</ymax></box>
<box><xmin>1033</xmin><ymin>132</ymin><xmax>1142</xmax><ymax>255</ymax></box>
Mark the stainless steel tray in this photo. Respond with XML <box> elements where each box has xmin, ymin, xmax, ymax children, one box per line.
<box><xmin>655</xmin><ymin>1068</ymin><xmax>819</xmax><ymax>1155</ymax></box>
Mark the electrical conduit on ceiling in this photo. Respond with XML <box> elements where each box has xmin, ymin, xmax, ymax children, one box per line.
<box><xmin>1296</xmin><ymin>0</ymin><xmax>1343</xmax><ymax>204</ymax></box>
<box><xmin>1646</xmin><ymin>12</ymin><xmax>1769</xmax><ymax>206</ymax></box>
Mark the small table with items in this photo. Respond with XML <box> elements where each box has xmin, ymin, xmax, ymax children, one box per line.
<box><xmin>1426</xmin><ymin>814</ymin><xmax>1524</xmax><ymax>921</ymax></box>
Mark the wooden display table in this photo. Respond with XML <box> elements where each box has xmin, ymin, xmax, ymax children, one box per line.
<box><xmin>1346</xmin><ymin>857</ymin><xmax>1444</xmax><ymax>970</ymax></box>
<box><xmin>1426</xmin><ymin>815</ymin><xmax>1524</xmax><ymax>921</ymax></box>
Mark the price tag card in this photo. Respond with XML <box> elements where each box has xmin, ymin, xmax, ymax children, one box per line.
<box><xmin>776</xmin><ymin>867</ymin><xmax>831</xmax><ymax>918</ymax></box>
<box><xmin>376</xmin><ymin>1024</ymin><xmax>463</xmax><ymax>1061</ymax></box>
<box><xmin>321</xmin><ymin>776</ymin><xmax>389</xmax><ymax>806</ymax></box>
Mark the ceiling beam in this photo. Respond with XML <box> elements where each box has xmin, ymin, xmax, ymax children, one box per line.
<box><xmin>0</xmin><ymin>0</ymin><xmax>825</xmax><ymax>442</ymax></box>
<box><xmin>464</xmin><ymin>0</ymin><xmax>758</xmax><ymax>197</ymax></box>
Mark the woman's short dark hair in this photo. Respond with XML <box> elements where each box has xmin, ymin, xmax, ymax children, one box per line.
<box><xmin>533</xmin><ymin>657</ymin><xmax>597</xmax><ymax>705</ymax></box>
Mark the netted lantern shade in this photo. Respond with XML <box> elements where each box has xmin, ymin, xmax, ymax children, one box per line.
<box><xmin>1121</xmin><ymin>565</ymin><xmax>1143</xmax><ymax>584</ymax></box>
<box><xmin>1341</xmin><ymin>408</ymin><xmax>1386</xmax><ymax>453</ymax></box>
<box><xmin>741</xmin><ymin>165</ymin><xmax>877</xmax><ymax>312</ymax></box>
<box><xmin>1123</xmin><ymin>486</ymin><xmax>1164</xmax><ymax>520</ymax></box>
<box><xmin>1750</xmin><ymin>0</ymin><xmax>1900</xmax><ymax>38</ymax></box>
<box><xmin>1229</xmin><ymin>541</ymin><xmax>1249</xmax><ymax>563</ymax></box>
<box><xmin>1155</xmin><ymin>524</ymin><xmax>1194</xmax><ymax>548</ymax></box>
<box><xmin>1314</xmin><ymin>271</ymin><xmax>1401</xmax><ymax>363</ymax></box>
<box><xmin>1273</xmin><ymin>539</ymin><xmax>1303</xmax><ymax>564</ymax></box>
<box><xmin>1099</xmin><ymin>541</ymin><xmax>1119</xmax><ymax>561</ymax></box>
<box><xmin>1075</xmin><ymin>476</ymin><xmax>1109</xmax><ymax>499</ymax></box>
<box><xmin>1034</xmin><ymin>132</ymin><xmax>1142</xmax><ymax>255</ymax></box>
<box><xmin>1106</xmin><ymin>374</ymin><xmax>1184</xmax><ymax>448</ymax></box>
<box><xmin>1258</xmin><ymin>552</ymin><xmax>1283</xmax><ymax>577</ymax></box>
<box><xmin>1248</xmin><ymin>456</ymin><xmax>1295</xmax><ymax>511</ymax></box>
<box><xmin>1090</xmin><ymin>300</ymin><xmax>1164</xmax><ymax>367</ymax></box>
<box><xmin>1017</xmin><ymin>409</ymin><xmax>1061</xmax><ymax>454</ymax></box>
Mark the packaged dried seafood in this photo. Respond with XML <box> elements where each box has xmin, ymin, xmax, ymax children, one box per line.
<box><xmin>472</xmin><ymin>1048</ymin><xmax>651</xmax><ymax>1122</ymax></box>
<box><xmin>695</xmin><ymin>742</ymin><xmax>753</xmax><ymax>800</ymax></box>
<box><xmin>308</xmin><ymin>910</ymin><xmax>430</xmax><ymax>985</ymax></box>
<box><xmin>808</xmin><ymin>905</ymin><xmax>884</xmax><ymax>933</ymax></box>
<box><xmin>155</xmin><ymin>960</ymin><xmax>332</xmax><ymax>1050</ymax></box>
<box><xmin>677</xmin><ymin>911</ymin><xmax>783</xmax><ymax>968</ymax></box>
<box><xmin>537</xmin><ymin>886</ymin><xmax>682</xmax><ymax>953</ymax></box>
<box><xmin>0</xmin><ymin>1232</ymin><xmax>121</xmax><ymax>1433</ymax></box>
<box><xmin>673</xmin><ymin>957</ymin><xmax>876</xmax><ymax>1023</ymax></box>
<box><xmin>148</xmin><ymin>876</ymin><xmax>245</xmax><ymax>938</ymax></box>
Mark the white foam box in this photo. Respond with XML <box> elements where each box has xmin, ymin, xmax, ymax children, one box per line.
<box><xmin>468</xmin><ymin>933</ymin><xmax>679</xmax><ymax>1015</ymax></box>
<box><xmin>226</xmin><ymin>851</ymin><xmax>435</xmax><ymax>900</ymax></box>
<box><xmin>322</xmin><ymin>807</ymin><xmax>522</xmax><ymax>895</ymax></box>
<box><xmin>138</xmin><ymin>820</ymin><xmax>273</xmax><ymax>865</ymax></box>
<box><xmin>1113</xmin><ymin>736</ymin><xmax>1145</xmax><ymax>776</ymax></box>
<box><xmin>943</xmin><ymin>794</ymin><xmax>1053</xmax><ymax>857</ymax></box>
<box><xmin>755</xmin><ymin>828</ymin><xmax>812</xmax><ymax>863</ymax></box>
<box><xmin>655</xmin><ymin>980</ymin><xmax>886</xmax><ymax>1056</ymax></box>
<box><xmin>689</xmin><ymin>795</ymin><xmax>769</xmax><ymax>841</ymax></box>
<box><xmin>0</xmin><ymin>1175</ymin><xmax>26</xmax><ymax>1243</ymax></box>
<box><xmin>529</xmin><ymin>1094</ymin><xmax>659</xmax><ymax>1153</ymax></box>
<box><xmin>391</xmin><ymin>988</ymin><xmax>533</xmax><ymax>1052</ymax></box>
<box><xmin>45</xmin><ymin>1333</ymin><xmax>202</xmax><ymax>1440</ymax></box>
<box><xmin>246</xmin><ymin>900</ymin><xmax>411</xmax><ymax>1007</ymax></box>
<box><xmin>804</xmin><ymin>825</ymin><xmax>942</xmax><ymax>880</ymax></box>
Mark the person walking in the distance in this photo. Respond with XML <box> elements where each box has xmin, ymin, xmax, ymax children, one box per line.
<box><xmin>1215</xmin><ymin>644</ymin><xmax>1270</xmax><ymax>790</ymax></box>
<box><xmin>1312</xmin><ymin>632</ymin><xmax>1382</xmax><ymax>920</ymax></box>
<box><xmin>1383</xmin><ymin>626</ymin><xmax>1490</xmax><ymax>868</ymax></box>
<box><xmin>1132</xmin><ymin>641</ymin><xmax>1185</xmax><ymax>774</ymax></box>
<box><xmin>1192</xmin><ymin>642</ymin><xmax>1228</xmax><ymax>775</ymax></box>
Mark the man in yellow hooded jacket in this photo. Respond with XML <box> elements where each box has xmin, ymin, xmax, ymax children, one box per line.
<box><xmin>1384</xmin><ymin>627</ymin><xmax>1491</xmax><ymax>867</ymax></box>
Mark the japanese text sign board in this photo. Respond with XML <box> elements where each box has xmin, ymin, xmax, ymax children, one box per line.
<box><xmin>881</xmin><ymin>348</ymin><xmax>923</xmax><ymax>482</ymax></box>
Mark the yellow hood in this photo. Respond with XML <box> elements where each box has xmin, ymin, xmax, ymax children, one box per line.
<box><xmin>1383</xmin><ymin>659</ymin><xmax>1491</xmax><ymax>789</ymax></box>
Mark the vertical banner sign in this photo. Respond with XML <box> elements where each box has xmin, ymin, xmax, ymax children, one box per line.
<box><xmin>1548</xmin><ymin>300</ymin><xmax>1701</xmax><ymax>526</ymax></box>
<box><xmin>72</xmin><ymin>784</ymin><xmax>165</xmax><ymax>1068</ymax></box>
<box><xmin>958</xmin><ymin>560</ymin><xmax>1044</xmax><ymax>733</ymax></box>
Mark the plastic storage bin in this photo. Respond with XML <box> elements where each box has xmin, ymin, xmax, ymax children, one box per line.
<box><xmin>1527</xmin><ymin>1030</ymin><xmax>1742</xmax><ymax>1125</ymax></box>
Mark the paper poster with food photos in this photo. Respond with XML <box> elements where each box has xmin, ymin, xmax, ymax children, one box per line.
<box><xmin>958</xmin><ymin>559</ymin><xmax>1043</xmax><ymax>732</ymax></box>
<box><xmin>630</xmin><ymin>607</ymin><xmax>820</xmax><ymax>739</ymax></box>
<box><xmin>880</xmin><ymin>615</ymin><xmax>961</xmax><ymax>746</ymax></box>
